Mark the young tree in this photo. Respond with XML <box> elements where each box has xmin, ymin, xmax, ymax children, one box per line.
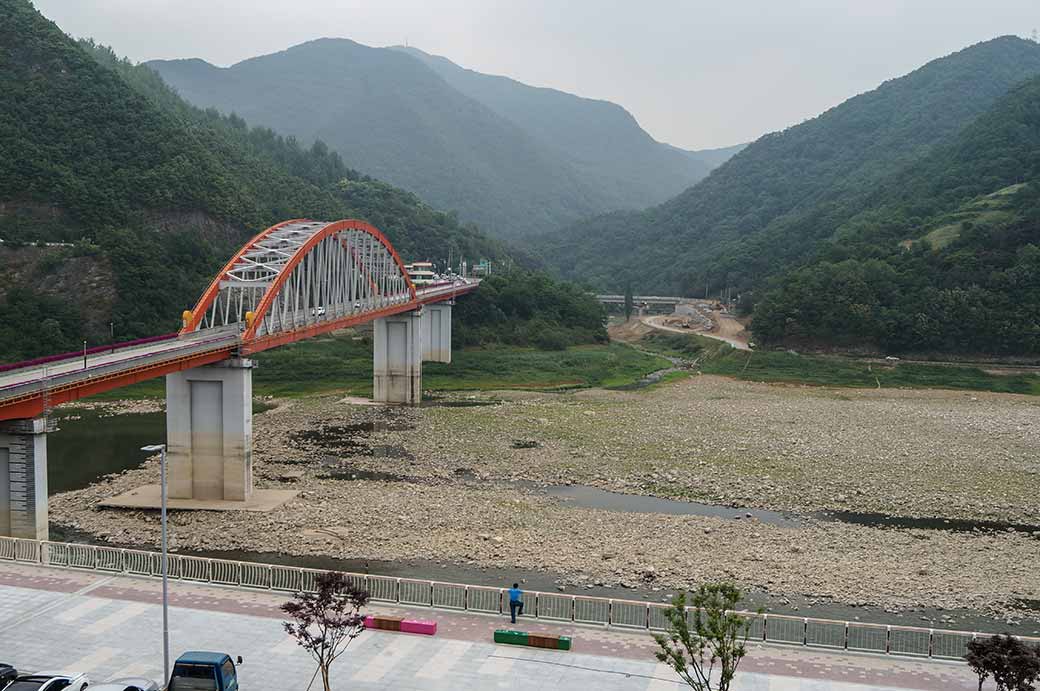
<box><xmin>653</xmin><ymin>583</ymin><xmax>753</xmax><ymax>691</ymax></box>
<box><xmin>624</xmin><ymin>281</ymin><xmax>635</xmax><ymax>321</ymax></box>
<box><xmin>282</xmin><ymin>571</ymin><xmax>371</xmax><ymax>691</ymax></box>
<box><xmin>965</xmin><ymin>634</ymin><xmax>1040</xmax><ymax>691</ymax></box>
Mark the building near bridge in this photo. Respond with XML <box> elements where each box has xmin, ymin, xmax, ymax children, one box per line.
<box><xmin>405</xmin><ymin>261</ymin><xmax>437</xmax><ymax>286</ymax></box>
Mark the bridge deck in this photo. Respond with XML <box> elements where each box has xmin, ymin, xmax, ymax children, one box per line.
<box><xmin>596</xmin><ymin>295</ymin><xmax>688</xmax><ymax>304</ymax></box>
<box><xmin>0</xmin><ymin>280</ymin><xmax>476</xmax><ymax>421</ymax></box>
<box><xmin>0</xmin><ymin>329</ymin><xmax>239</xmax><ymax>401</ymax></box>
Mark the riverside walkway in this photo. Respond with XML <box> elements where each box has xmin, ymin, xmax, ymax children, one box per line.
<box><xmin>0</xmin><ymin>563</ymin><xmax>977</xmax><ymax>690</ymax></box>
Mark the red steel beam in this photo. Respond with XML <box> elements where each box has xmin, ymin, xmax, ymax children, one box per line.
<box><xmin>242</xmin><ymin>284</ymin><xmax>477</xmax><ymax>354</ymax></box>
<box><xmin>242</xmin><ymin>220</ymin><xmax>418</xmax><ymax>343</ymax></box>
<box><xmin>181</xmin><ymin>219</ymin><xmax>306</xmax><ymax>335</ymax></box>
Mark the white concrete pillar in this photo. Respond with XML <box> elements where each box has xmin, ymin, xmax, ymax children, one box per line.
<box><xmin>421</xmin><ymin>302</ymin><xmax>452</xmax><ymax>364</ymax></box>
<box><xmin>166</xmin><ymin>359</ymin><xmax>253</xmax><ymax>501</ymax></box>
<box><xmin>0</xmin><ymin>417</ymin><xmax>51</xmax><ymax>540</ymax></box>
<box><xmin>373</xmin><ymin>309</ymin><xmax>423</xmax><ymax>405</ymax></box>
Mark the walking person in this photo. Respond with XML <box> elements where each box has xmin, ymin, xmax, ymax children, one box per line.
<box><xmin>509</xmin><ymin>582</ymin><xmax>524</xmax><ymax>624</ymax></box>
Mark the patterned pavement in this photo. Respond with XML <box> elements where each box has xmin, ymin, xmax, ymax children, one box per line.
<box><xmin>0</xmin><ymin>562</ymin><xmax>978</xmax><ymax>690</ymax></box>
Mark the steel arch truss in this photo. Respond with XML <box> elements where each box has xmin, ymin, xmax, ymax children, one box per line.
<box><xmin>183</xmin><ymin>219</ymin><xmax>417</xmax><ymax>350</ymax></box>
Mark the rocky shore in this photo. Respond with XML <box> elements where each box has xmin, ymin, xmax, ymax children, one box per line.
<box><xmin>50</xmin><ymin>377</ymin><xmax>1040</xmax><ymax>625</ymax></box>
<box><xmin>57</xmin><ymin>398</ymin><xmax>164</xmax><ymax>418</ymax></box>
<box><xmin>401</xmin><ymin>377</ymin><xmax>1040</xmax><ymax>524</ymax></box>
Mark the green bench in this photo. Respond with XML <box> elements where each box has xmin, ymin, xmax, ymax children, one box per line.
<box><xmin>494</xmin><ymin>629</ymin><xmax>572</xmax><ymax>651</ymax></box>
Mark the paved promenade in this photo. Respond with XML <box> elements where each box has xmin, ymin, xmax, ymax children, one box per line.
<box><xmin>0</xmin><ymin>563</ymin><xmax>977</xmax><ymax>690</ymax></box>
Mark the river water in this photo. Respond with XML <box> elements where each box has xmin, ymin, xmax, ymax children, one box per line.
<box><xmin>44</xmin><ymin>407</ymin><xmax>1040</xmax><ymax>634</ymax></box>
<box><xmin>49</xmin><ymin>410</ymin><xmax>165</xmax><ymax>493</ymax></box>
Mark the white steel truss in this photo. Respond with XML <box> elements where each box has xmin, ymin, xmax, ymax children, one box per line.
<box><xmin>195</xmin><ymin>220</ymin><xmax>414</xmax><ymax>337</ymax></box>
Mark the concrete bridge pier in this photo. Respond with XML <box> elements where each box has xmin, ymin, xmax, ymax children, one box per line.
<box><xmin>421</xmin><ymin>302</ymin><xmax>452</xmax><ymax>364</ymax></box>
<box><xmin>0</xmin><ymin>417</ymin><xmax>52</xmax><ymax>540</ymax></box>
<box><xmin>374</xmin><ymin>309</ymin><xmax>423</xmax><ymax>405</ymax></box>
<box><xmin>166</xmin><ymin>358</ymin><xmax>254</xmax><ymax>501</ymax></box>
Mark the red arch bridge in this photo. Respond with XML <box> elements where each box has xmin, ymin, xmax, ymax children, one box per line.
<box><xmin>0</xmin><ymin>219</ymin><xmax>479</xmax><ymax>539</ymax></box>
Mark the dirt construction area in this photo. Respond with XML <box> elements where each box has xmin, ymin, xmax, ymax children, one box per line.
<box><xmin>52</xmin><ymin>375</ymin><xmax>1040</xmax><ymax>628</ymax></box>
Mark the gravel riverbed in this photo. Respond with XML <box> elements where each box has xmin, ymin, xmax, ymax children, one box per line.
<box><xmin>50</xmin><ymin>376</ymin><xmax>1040</xmax><ymax>625</ymax></box>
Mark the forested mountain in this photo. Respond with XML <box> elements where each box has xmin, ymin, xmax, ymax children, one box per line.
<box><xmin>148</xmin><ymin>39</ymin><xmax>733</xmax><ymax>238</ymax></box>
<box><xmin>673</xmin><ymin>142</ymin><xmax>747</xmax><ymax>169</ymax></box>
<box><xmin>0</xmin><ymin>0</ymin><xmax>508</xmax><ymax>362</ymax></box>
<box><xmin>541</xmin><ymin>37</ymin><xmax>1040</xmax><ymax>300</ymax></box>
<box><xmin>752</xmin><ymin>75</ymin><xmax>1040</xmax><ymax>355</ymax></box>
<box><xmin>392</xmin><ymin>46</ymin><xmax>727</xmax><ymax>211</ymax></box>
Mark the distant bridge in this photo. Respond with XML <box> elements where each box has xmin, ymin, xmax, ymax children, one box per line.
<box><xmin>595</xmin><ymin>294</ymin><xmax>690</xmax><ymax>307</ymax></box>
<box><xmin>0</xmin><ymin>219</ymin><xmax>478</xmax><ymax>540</ymax></box>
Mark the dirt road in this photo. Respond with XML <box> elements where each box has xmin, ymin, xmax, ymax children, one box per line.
<box><xmin>643</xmin><ymin>303</ymin><xmax>751</xmax><ymax>350</ymax></box>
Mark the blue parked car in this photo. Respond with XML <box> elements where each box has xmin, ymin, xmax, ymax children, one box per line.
<box><xmin>167</xmin><ymin>652</ymin><xmax>241</xmax><ymax>691</ymax></box>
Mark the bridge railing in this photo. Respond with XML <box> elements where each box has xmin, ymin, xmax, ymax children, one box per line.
<box><xmin>0</xmin><ymin>536</ymin><xmax>1025</xmax><ymax>660</ymax></box>
<box><xmin>0</xmin><ymin>333</ymin><xmax>179</xmax><ymax>375</ymax></box>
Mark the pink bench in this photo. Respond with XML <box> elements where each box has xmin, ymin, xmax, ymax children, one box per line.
<box><xmin>400</xmin><ymin>619</ymin><xmax>437</xmax><ymax>635</ymax></box>
<box><xmin>363</xmin><ymin>615</ymin><xmax>437</xmax><ymax>635</ymax></box>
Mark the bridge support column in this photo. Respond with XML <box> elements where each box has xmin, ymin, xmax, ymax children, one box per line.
<box><xmin>421</xmin><ymin>302</ymin><xmax>452</xmax><ymax>364</ymax></box>
<box><xmin>0</xmin><ymin>417</ymin><xmax>51</xmax><ymax>540</ymax></box>
<box><xmin>166</xmin><ymin>359</ymin><xmax>253</xmax><ymax>502</ymax></box>
<box><xmin>374</xmin><ymin>309</ymin><xmax>423</xmax><ymax>405</ymax></box>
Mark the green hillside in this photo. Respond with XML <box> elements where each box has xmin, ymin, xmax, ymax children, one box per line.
<box><xmin>540</xmin><ymin>37</ymin><xmax>1040</xmax><ymax>296</ymax></box>
<box><xmin>148</xmin><ymin>39</ymin><xmax>730</xmax><ymax>239</ymax></box>
<box><xmin>752</xmin><ymin>75</ymin><xmax>1040</xmax><ymax>355</ymax></box>
<box><xmin>393</xmin><ymin>46</ymin><xmax>724</xmax><ymax>211</ymax></box>
<box><xmin>0</xmin><ymin>1</ymin><xmax>509</xmax><ymax>362</ymax></box>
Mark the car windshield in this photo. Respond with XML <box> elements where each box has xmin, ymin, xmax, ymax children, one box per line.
<box><xmin>6</xmin><ymin>681</ymin><xmax>47</xmax><ymax>691</ymax></box>
<box><xmin>169</xmin><ymin>663</ymin><xmax>217</xmax><ymax>691</ymax></box>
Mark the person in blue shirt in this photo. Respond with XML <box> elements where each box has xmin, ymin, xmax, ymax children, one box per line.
<box><xmin>508</xmin><ymin>583</ymin><xmax>524</xmax><ymax>624</ymax></box>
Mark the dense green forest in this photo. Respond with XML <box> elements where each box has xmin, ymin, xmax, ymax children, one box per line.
<box><xmin>452</xmin><ymin>271</ymin><xmax>608</xmax><ymax>349</ymax></box>
<box><xmin>147</xmin><ymin>40</ymin><xmax>735</xmax><ymax>239</ymax></box>
<box><xmin>0</xmin><ymin>0</ymin><xmax>590</xmax><ymax>363</ymax></box>
<box><xmin>537</xmin><ymin>35</ymin><xmax>1040</xmax><ymax>355</ymax></box>
<box><xmin>751</xmin><ymin>75</ymin><xmax>1040</xmax><ymax>355</ymax></box>
<box><xmin>540</xmin><ymin>36</ymin><xmax>1040</xmax><ymax>298</ymax></box>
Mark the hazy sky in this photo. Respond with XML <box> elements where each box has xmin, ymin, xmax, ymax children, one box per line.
<box><xmin>34</xmin><ymin>0</ymin><xmax>1038</xmax><ymax>150</ymax></box>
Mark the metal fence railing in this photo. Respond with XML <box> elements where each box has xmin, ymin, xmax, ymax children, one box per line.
<box><xmin>1</xmin><ymin>536</ymin><xmax>1030</xmax><ymax>660</ymax></box>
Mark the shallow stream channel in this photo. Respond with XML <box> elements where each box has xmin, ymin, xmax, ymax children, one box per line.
<box><xmin>45</xmin><ymin>405</ymin><xmax>1040</xmax><ymax>636</ymax></box>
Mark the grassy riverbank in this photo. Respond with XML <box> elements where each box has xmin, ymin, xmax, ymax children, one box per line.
<box><xmin>87</xmin><ymin>333</ymin><xmax>669</xmax><ymax>400</ymax></box>
<box><xmin>638</xmin><ymin>331</ymin><xmax>1040</xmax><ymax>395</ymax></box>
<box><xmin>254</xmin><ymin>334</ymin><xmax>668</xmax><ymax>396</ymax></box>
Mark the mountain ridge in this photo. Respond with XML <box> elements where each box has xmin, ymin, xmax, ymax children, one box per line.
<box><xmin>392</xmin><ymin>45</ymin><xmax>735</xmax><ymax>209</ymax></box>
<box><xmin>539</xmin><ymin>35</ymin><xmax>1040</xmax><ymax>299</ymax></box>
<box><xmin>751</xmin><ymin>73</ymin><xmax>1040</xmax><ymax>355</ymax></box>
<box><xmin>148</xmin><ymin>38</ymin><xmax>738</xmax><ymax>238</ymax></box>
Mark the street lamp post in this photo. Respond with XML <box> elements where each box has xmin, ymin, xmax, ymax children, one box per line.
<box><xmin>141</xmin><ymin>443</ymin><xmax>170</xmax><ymax>684</ymax></box>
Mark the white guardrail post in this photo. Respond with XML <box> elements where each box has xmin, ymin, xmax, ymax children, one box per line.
<box><xmin>0</xmin><ymin>536</ymin><xmax>1032</xmax><ymax>661</ymax></box>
